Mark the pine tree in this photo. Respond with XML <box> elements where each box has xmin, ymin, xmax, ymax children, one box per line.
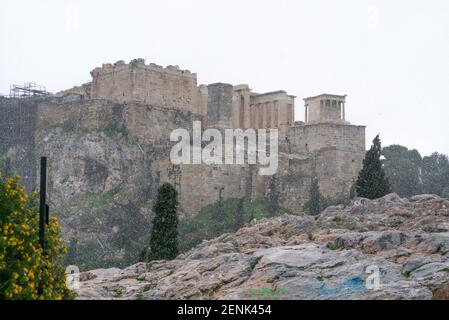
<box><xmin>355</xmin><ymin>135</ymin><xmax>391</xmax><ymax>199</ymax></box>
<box><xmin>309</xmin><ymin>174</ymin><xmax>321</xmax><ymax>215</ymax></box>
<box><xmin>148</xmin><ymin>183</ymin><xmax>179</xmax><ymax>261</ymax></box>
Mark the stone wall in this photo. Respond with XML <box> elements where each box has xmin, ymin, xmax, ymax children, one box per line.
<box><xmin>206</xmin><ymin>83</ymin><xmax>233</xmax><ymax>128</ymax></box>
<box><xmin>1</xmin><ymin>95</ymin><xmax>364</xmax><ymax>216</ymax></box>
<box><xmin>0</xmin><ymin>73</ymin><xmax>365</xmax><ymax>218</ymax></box>
<box><xmin>0</xmin><ymin>93</ymin><xmax>341</xmax><ymax>216</ymax></box>
<box><xmin>0</xmin><ymin>59</ymin><xmax>367</xmax><ymax>267</ymax></box>
<box><xmin>34</xmin><ymin>96</ymin><xmax>203</xmax><ymax>205</ymax></box>
<box><xmin>25</xmin><ymin>95</ymin><xmax>206</xmax><ymax>267</ymax></box>
<box><xmin>286</xmin><ymin>122</ymin><xmax>365</xmax><ymax>197</ymax></box>
<box><xmin>276</xmin><ymin>153</ymin><xmax>312</xmax><ymax>213</ymax></box>
<box><xmin>288</xmin><ymin>122</ymin><xmax>365</xmax><ymax>154</ymax></box>
<box><xmin>89</xmin><ymin>59</ymin><xmax>206</xmax><ymax>114</ymax></box>
<box><xmin>37</xmin><ymin>98</ymin><xmax>203</xmax><ymax>141</ymax></box>
<box><xmin>153</xmin><ymin>161</ymin><xmax>250</xmax><ymax>218</ymax></box>
<box><xmin>55</xmin><ymin>82</ymin><xmax>92</xmax><ymax>99</ymax></box>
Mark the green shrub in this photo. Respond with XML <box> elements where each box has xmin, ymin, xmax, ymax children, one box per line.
<box><xmin>178</xmin><ymin>198</ymin><xmax>288</xmax><ymax>253</ymax></box>
<box><xmin>145</xmin><ymin>183</ymin><xmax>179</xmax><ymax>261</ymax></box>
<box><xmin>303</xmin><ymin>194</ymin><xmax>350</xmax><ymax>213</ymax></box>
<box><xmin>355</xmin><ymin>135</ymin><xmax>391</xmax><ymax>199</ymax></box>
<box><xmin>0</xmin><ymin>174</ymin><xmax>72</xmax><ymax>300</ymax></box>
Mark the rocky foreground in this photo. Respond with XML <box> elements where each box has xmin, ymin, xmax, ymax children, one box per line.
<box><xmin>76</xmin><ymin>194</ymin><xmax>449</xmax><ymax>300</ymax></box>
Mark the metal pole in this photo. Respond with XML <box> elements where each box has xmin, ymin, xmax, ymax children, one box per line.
<box><xmin>45</xmin><ymin>204</ymin><xmax>49</xmax><ymax>225</ymax></box>
<box><xmin>39</xmin><ymin>157</ymin><xmax>47</xmax><ymax>252</ymax></box>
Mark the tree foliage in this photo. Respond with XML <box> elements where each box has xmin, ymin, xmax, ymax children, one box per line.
<box><xmin>382</xmin><ymin>146</ymin><xmax>449</xmax><ymax>198</ymax></box>
<box><xmin>355</xmin><ymin>135</ymin><xmax>391</xmax><ymax>199</ymax></box>
<box><xmin>0</xmin><ymin>175</ymin><xmax>72</xmax><ymax>300</ymax></box>
<box><xmin>421</xmin><ymin>152</ymin><xmax>449</xmax><ymax>196</ymax></box>
<box><xmin>382</xmin><ymin>145</ymin><xmax>422</xmax><ymax>197</ymax></box>
<box><xmin>146</xmin><ymin>183</ymin><xmax>179</xmax><ymax>261</ymax></box>
<box><xmin>178</xmin><ymin>198</ymin><xmax>289</xmax><ymax>253</ymax></box>
<box><xmin>303</xmin><ymin>193</ymin><xmax>351</xmax><ymax>213</ymax></box>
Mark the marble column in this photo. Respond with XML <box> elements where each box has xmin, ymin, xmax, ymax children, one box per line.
<box><xmin>243</xmin><ymin>91</ymin><xmax>251</xmax><ymax>129</ymax></box>
<box><xmin>273</xmin><ymin>100</ymin><xmax>279</xmax><ymax>128</ymax></box>
<box><xmin>305</xmin><ymin>105</ymin><xmax>307</xmax><ymax>123</ymax></box>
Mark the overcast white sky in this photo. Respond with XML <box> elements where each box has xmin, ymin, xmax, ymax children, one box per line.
<box><xmin>1</xmin><ymin>0</ymin><xmax>448</xmax><ymax>156</ymax></box>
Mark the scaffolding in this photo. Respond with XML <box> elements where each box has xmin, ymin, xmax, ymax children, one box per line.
<box><xmin>9</xmin><ymin>82</ymin><xmax>50</xmax><ymax>98</ymax></box>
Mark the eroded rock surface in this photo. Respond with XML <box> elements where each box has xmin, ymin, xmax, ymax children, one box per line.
<box><xmin>76</xmin><ymin>194</ymin><xmax>449</xmax><ymax>300</ymax></box>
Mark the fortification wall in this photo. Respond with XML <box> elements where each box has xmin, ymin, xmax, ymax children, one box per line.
<box><xmin>55</xmin><ymin>82</ymin><xmax>92</xmax><ymax>99</ymax></box>
<box><xmin>0</xmin><ymin>57</ymin><xmax>369</xmax><ymax>269</ymax></box>
<box><xmin>207</xmin><ymin>83</ymin><xmax>233</xmax><ymax>128</ymax></box>
<box><xmin>90</xmin><ymin>59</ymin><xmax>206</xmax><ymax>114</ymax></box>
<box><xmin>285</xmin><ymin>122</ymin><xmax>365</xmax><ymax>199</ymax></box>
<box><xmin>0</xmin><ymin>96</ymin><xmax>365</xmax><ymax>217</ymax></box>
<box><xmin>153</xmin><ymin>153</ymin><xmax>313</xmax><ymax>217</ymax></box>
<box><xmin>311</xmin><ymin>147</ymin><xmax>363</xmax><ymax>197</ymax></box>
<box><xmin>37</xmin><ymin>98</ymin><xmax>116</xmax><ymax>131</ymax></box>
<box><xmin>151</xmin><ymin>161</ymin><xmax>251</xmax><ymax>218</ymax></box>
<box><xmin>1</xmin><ymin>57</ymin><xmax>366</xmax><ymax>218</ymax></box>
<box><xmin>158</xmin><ymin>150</ymin><xmax>315</xmax><ymax>217</ymax></box>
<box><xmin>33</xmin><ymin>97</ymin><xmax>204</xmax><ymax>214</ymax></box>
<box><xmin>37</xmin><ymin>98</ymin><xmax>203</xmax><ymax>142</ymax></box>
<box><xmin>276</xmin><ymin>153</ymin><xmax>312</xmax><ymax>212</ymax></box>
<box><xmin>288</xmin><ymin>123</ymin><xmax>365</xmax><ymax>154</ymax></box>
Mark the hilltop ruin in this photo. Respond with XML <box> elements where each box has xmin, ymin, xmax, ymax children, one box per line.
<box><xmin>0</xmin><ymin>58</ymin><xmax>366</xmax><ymax>267</ymax></box>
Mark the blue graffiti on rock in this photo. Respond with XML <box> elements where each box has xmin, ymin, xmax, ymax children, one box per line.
<box><xmin>312</xmin><ymin>276</ymin><xmax>366</xmax><ymax>299</ymax></box>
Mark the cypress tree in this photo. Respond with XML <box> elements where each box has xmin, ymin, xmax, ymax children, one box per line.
<box><xmin>355</xmin><ymin>135</ymin><xmax>391</xmax><ymax>199</ymax></box>
<box><xmin>148</xmin><ymin>183</ymin><xmax>179</xmax><ymax>261</ymax></box>
<box><xmin>309</xmin><ymin>174</ymin><xmax>321</xmax><ymax>215</ymax></box>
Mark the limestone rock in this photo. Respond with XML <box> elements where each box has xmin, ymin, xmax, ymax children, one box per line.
<box><xmin>432</xmin><ymin>282</ymin><xmax>449</xmax><ymax>300</ymax></box>
<box><xmin>77</xmin><ymin>194</ymin><xmax>449</xmax><ymax>300</ymax></box>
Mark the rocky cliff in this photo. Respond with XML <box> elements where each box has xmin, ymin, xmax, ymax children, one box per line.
<box><xmin>1</xmin><ymin>96</ymin><xmax>214</xmax><ymax>269</ymax></box>
<box><xmin>75</xmin><ymin>193</ymin><xmax>449</xmax><ymax>300</ymax></box>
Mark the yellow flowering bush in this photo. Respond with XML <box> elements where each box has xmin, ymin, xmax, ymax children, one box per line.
<box><xmin>0</xmin><ymin>174</ymin><xmax>73</xmax><ymax>300</ymax></box>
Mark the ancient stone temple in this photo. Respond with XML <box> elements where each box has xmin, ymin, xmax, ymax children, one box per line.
<box><xmin>1</xmin><ymin>58</ymin><xmax>366</xmax><ymax>214</ymax></box>
<box><xmin>0</xmin><ymin>58</ymin><xmax>365</xmax><ymax>266</ymax></box>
